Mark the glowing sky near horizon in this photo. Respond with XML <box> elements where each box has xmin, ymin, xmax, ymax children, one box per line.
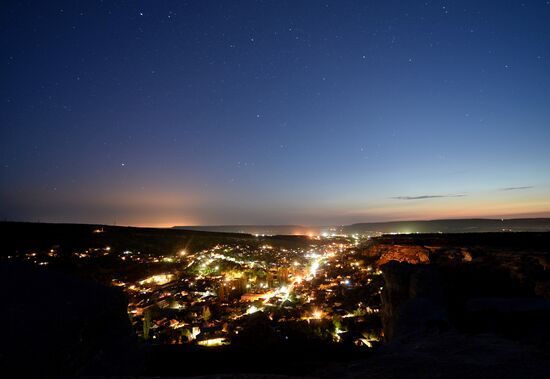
<box><xmin>1</xmin><ymin>1</ymin><xmax>550</xmax><ymax>227</ymax></box>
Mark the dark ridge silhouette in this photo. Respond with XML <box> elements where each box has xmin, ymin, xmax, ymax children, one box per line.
<box><xmin>0</xmin><ymin>221</ymin><xmax>315</xmax><ymax>258</ymax></box>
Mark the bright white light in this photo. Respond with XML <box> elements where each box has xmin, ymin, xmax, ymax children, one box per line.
<box><xmin>197</xmin><ymin>338</ymin><xmax>228</xmax><ymax>347</ymax></box>
<box><xmin>139</xmin><ymin>274</ymin><xmax>173</xmax><ymax>286</ymax></box>
<box><xmin>278</xmin><ymin>285</ymin><xmax>291</xmax><ymax>301</ymax></box>
<box><xmin>309</xmin><ymin>261</ymin><xmax>319</xmax><ymax>277</ymax></box>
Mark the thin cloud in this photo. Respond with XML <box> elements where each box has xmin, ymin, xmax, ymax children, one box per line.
<box><xmin>390</xmin><ymin>194</ymin><xmax>466</xmax><ymax>200</ymax></box>
<box><xmin>500</xmin><ymin>186</ymin><xmax>533</xmax><ymax>191</ymax></box>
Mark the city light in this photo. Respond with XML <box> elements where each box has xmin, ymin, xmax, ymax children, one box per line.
<box><xmin>139</xmin><ymin>274</ymin><xmax>174</xmax><ymax>286</ymax></box>
<box><xmin>18</xmin><ymin>230</ymin><xmax>383</xmax><ymax>348</ymax></box>
<box><xmin>197</xmin><ymin>338</ymin><xmax>229</xmax><ymax>347</ymax></box>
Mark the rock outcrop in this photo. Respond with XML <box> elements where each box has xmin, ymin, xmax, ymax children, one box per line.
<box><xmin>380</xmin><ymin>262</ymin><xmax>449</xmax><ymax>341</ymax></box>
<box><xmin>376</xmin><ymin>245</ymin><xmax>431</xmax><ymax>266</ymax></box>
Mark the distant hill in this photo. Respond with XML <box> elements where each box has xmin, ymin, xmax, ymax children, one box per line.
<box><xmin>343</xmin><ymin>218</ymin><xmax>550</xmax><ymax>234</ymax></box>
<box><xmin>175</xmin><ymin>218</ymin><xmax>550</xmax><ymax>235</ymax></box>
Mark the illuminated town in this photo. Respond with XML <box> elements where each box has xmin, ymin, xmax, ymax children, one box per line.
<box><xmin>11</xmin><ymin>231</ymin><xmax>385</xmax><ymax>349</ymax></box>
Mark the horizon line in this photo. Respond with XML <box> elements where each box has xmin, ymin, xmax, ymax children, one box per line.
<box><xmin>3</xmin><ymin>215</ymin><xmax>550</xmax><ymax>229</ymax></box>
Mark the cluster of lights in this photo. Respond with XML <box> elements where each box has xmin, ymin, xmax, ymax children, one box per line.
<box><xmin>139</xmin><ymin>274</ymin><xmax>174</xmax><ymax>286</ymax></box>
<box><xmin>311</xmin><ymin>309</ymin><xmax>323</xmax><ymax>320</ymax></box>
<box><xmin>107</xmin><ymin>233</ymin><xmax>384</xmax><ymax>347</ymax></box>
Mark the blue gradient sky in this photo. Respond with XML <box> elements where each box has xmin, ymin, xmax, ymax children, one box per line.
<box><xmin>1</xmin><ymin>1</ymin><xmax>550</xmax><ymax>226</ymax></box>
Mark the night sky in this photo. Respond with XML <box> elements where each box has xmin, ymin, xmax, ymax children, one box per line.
<box><xmin>2</xmin><ymin>1</ymin><xmax>550</xmax><ymax>227</ymax></box>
